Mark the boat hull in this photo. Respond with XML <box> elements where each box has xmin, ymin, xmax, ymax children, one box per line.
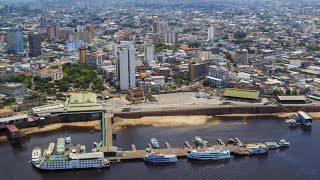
<box><xmin>187</xmin><ymin>154</ymin><xmax>230</xmax><ymax>160</ymax></box>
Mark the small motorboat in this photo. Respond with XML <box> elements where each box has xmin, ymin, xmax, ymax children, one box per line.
<box><xmin>279</xmin><ymin>139</ymin><xmax>290</xmax><ymax>147</ymax></box>
<box><xmin>151</xmin><ymin>138</ymin><xmax>160</xmax><ymax>149</ymax></box>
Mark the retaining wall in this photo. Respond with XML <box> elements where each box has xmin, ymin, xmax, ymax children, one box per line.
<box><xmin>114</xmin><ymin>105</ymin><xmax>320</xmax><ymax>119</ymax></box>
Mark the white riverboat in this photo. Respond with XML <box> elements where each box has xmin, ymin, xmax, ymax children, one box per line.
<box><xmin>186</xmin><ymin>148</ymin><xmax>230</xmax><ymax>160</ymax></box>
<box><xmin>33</xmin><ymin>152</ymin><xmax>110</xmax><ymax>170</ymax></box>
<box><xmin>32</xmin><ymin>147</ymin><xmax>42</xmax><ymax>164</ymax></box>
<box><xmin>143</xmin><ymin>152</ymin><xmax>177</xmax><ymax>163</ymax></box>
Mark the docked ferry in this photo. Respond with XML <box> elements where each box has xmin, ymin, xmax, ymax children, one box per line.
<box><xmin>187</xmin><ymin>148</ymin><xmax>230</xmax><ymax>160</ymax></box>
<box><xmin>143</xmin><ymin>152</ymin><xmax>177</xmax><ymax>163</ymax></box>
<box><xmin>33</xmin><ymin>152</ymin><xmax>110</xmax><ymax>170</ymax></box>
<box><xmin>233</xmin><ymin>146</ymin><xmax>268</xmax><ymax>156</ymax></box>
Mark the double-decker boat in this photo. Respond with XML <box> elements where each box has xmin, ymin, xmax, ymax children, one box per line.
<box><xmin>187</xmin><ymin>148</ymin><xmax>230</xmax><ymax>160</ymax></box>
<box><xmin>143</xmin><ymin>152</ymin><xmax>177</xmax><ymax>163</ymax></box>
<box><xmin>233</xmin><ymin>146</ymin><xmax>268</xmax><ymax>156</ymax></box>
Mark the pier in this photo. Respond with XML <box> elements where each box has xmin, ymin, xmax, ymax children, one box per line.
<box><xmin>105</xmin><ymin>141</ymin><xmax>251</xmax><ymax>161</ymax></box>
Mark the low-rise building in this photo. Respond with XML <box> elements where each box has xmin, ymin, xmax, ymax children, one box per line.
<box><xmin>0</xmin><ymin>83</ymin><xmax>27</xmax><ymax>98</ymax></box>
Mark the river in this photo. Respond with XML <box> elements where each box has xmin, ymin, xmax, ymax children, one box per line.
<box><xmin>0</xmin><ymin>118</ymin><xmax>319</xmax><ymax>180</ymax></box>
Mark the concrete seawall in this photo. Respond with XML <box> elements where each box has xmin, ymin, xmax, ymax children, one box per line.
<box><xmin>114</xmin><ymin>105</ymin><xmax>320</xmax><ymax>119</ymax></box>
<box><xmin>15</xmin><ymin>113</ymin><xmax>102</xmax><ymax>129</ymax></box>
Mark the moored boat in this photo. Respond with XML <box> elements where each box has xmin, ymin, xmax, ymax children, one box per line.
<box><xmin>32</xmin><ymin>147</ymin><xmax>42</xmax><ymax>164</ymax></box>
<box><xmin>187</xmin><ymin>148</ymin><xmax>230</xmax><ymax>160</ymax></box>
<box><xmin>46</xmin><ymin>143</ymin><xmax>55</xmax><ymax>156</ymax></box>
<box><xmin>264</xmin><ymin>142</ymin><xmax>279</xmax><ymax>149</ymax></box>
<box><xmin>233</xmin><ymin>146</ymin><xmax>268</xmax><ymax>156</ymax></box>
<box><xmin>279</xmin><ymin>139</ymin><xmax>290</xmax><ymax>147</ymax></box>
<box><xmin>143</xmin><ymin>152</ymin><xmax>177</xmax><ymax>163</ymax></box>
<box><xmin>151</xmin><ymin>138</ymin><xmax>159</xmax><ymax>149</ymax></box>
<box><xmin>195</xmin><ymin>136</ymin><xmax>206</xmax><ymax>146</ymax></box>
<box><xmin>65</xmin><ymin>135</ymin><xmax>71</xmax><ymax>145</ymax></box>
<box><xmin>56</xmin><ymin>138</ymin><xmax>65</xmax><ymax>155</ymax></box>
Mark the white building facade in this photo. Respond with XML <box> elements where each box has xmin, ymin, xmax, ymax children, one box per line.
<box><xmin>117</xmin><ymin>47</ymin><xmax>136</xmax><ymax>90</ymax></box>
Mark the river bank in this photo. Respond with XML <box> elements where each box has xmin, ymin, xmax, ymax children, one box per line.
<box><xmin>1</xmin><ymin>111</ymin><xmax>319</xmax><ymax>143</ymax></box>
<box><xmin>113</xmin><ymin>115</ymin><xmax>220</xmax><ymax>128</ymax></box>
<box><xmin>0</xmin><ymin>120</ymin><xmax>101</xmax><ymax>143</ymax></box>
<box><xmin>217</xmin><ymin>112</ymin><xmax>320</xmax><ymax>119</ymax></box>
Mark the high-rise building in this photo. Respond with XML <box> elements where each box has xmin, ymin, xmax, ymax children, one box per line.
<box><xmin>86</xmin><ymin>25</ymin><xmax>96</xmax><ymax>39</ymax></box>
<box><xmin>6</xmin><ymin>30</ymin><xmax>24</xmax><ymax>54</ymax></box>
<box><xmin>40</xmin><ymin>17</ymin><xmax>47</xmax><ymax>28</ymax></box>
<box><xmin>189</xmin><ymin>62</ymin><xmax>209</xmax><ymax>81</ymax></box>
<box><xmin>116</xmin><ymin>32</ymin><xmax>125</xmax><ymax>44</ymax></box>
<box><xmin>0</xmin><ymin>33</ymin><xmax>4</xmax><ymax>51</ymax></box>
<box><xmin>235</xmin><ymin>49</ymin><xmax>249</xmax><ymax>65</ymax></box>
<box><xmin>164</xmin><ymin>31</ymin><xmax>178</xmax><ymax>45</ymax></box>
<box><xmin>46</xmin><ymin>25</ymin><xmax>57</xmax><ymax>39</ymax></box>
<box><xmin>66</xmin><ymin>40</ymin><xmax>84</xmax><ymax>52</ymax></box>
<box><xmin>144</xmin><ymin>44</ymin><xmax>155</xmax><ymax>64</ymax></box>
<box><xmin>28</xmin><ymin>32</ymin><xmax>42</xmax><ymax>57</ymax></box>
<box><xmin>116</xmin><ymin>47</ymin><xmax>136</xmax><ymax>90</ymax></box>
<box><xmin>4</xmin><ymin>5</ymin><xmax>12</xmax><ymax>14</ymax></box>
<box><xmin>208</xmin><ymin>26</ymin><xmax>215</xmax><ymax>41</ymax></box>
<box><xmin>79</xmin><ymin>47</ymin><xmax>87</xmax><ymax>64</ymax></box>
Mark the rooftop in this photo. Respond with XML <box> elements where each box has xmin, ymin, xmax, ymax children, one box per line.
<box><xmin>277</xmin><ymin>96</ymin><xmax>306</xmax><ymax>101</ymax></box>
<box><xmin>223</xmin><ymin>88</ymin><xmax>260</xmax><ymax>100</ymax></box>
<box><xmin>69</xmin><ymin>152</ymin><xmax>104</xmax><ymax>159</ymax></box>
<box><xmin>65</xmin><ymin>93</ymin><xmax>103</xmax><ymax>112</ymax></box>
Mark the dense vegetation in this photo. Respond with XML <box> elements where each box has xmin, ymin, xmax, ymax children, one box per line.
<box><xmin>155</xmin><ymin>43</ymin><xmax>180</xmax><ymax>52</ymax></box>
<box><xmin>55</xmin><ymin>64</ymin><xmax>104</xmax><ymax>93</ymax></box>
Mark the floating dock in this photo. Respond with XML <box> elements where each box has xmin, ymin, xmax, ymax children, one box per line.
<box><xmin>104</xmin><ymin>138</ymin><xmax>268</xmax><ymax>161</ymax></box>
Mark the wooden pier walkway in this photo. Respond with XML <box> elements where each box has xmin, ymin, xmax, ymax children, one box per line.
<box><xmin>184</xmin><ymin>141</ymin><xmax>192</xmax><ymax>148</ymax></box>
<box><xmin>217</xmin><ymin>139</ymin><xmax>225</xmax><ymax>145</ymax></box>
<box><xmin>131</xmin><ymin>144</ymin><xmax>136</xmax><ymax>151</ymax></box>
<box><xmin>165</xmin><ymin>142</ymin><xmax>171</xmax><ymax>149</ymax></box>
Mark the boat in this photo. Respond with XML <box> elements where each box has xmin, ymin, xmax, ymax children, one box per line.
<box><xmin>151</xmin><ymin>138</ymin><xmax>159</xmax><ymax>149</ymax></box>
<box><xmin>33</xmin><ymin>152</ymin><xmax>110</xmax><ymax>170</ymax></box>
<box><xmin>46</xmin><ymin>143</ymin><xmax>55</xmax><ymax>156</ymax></box>
<box><xmin>143</xmin><ymin>152</ymin><xmax>177</xmax><ymax>163</ymax></box>
<box><xmin>298</xmin><ymin>111</ymin><xmax>312</xmax><ymax>127</ymax></box>
<box><xmin>228</xmin><ymin>138</ymin><xmax>236</xmax><ymax>144</ymax></box>
<box><xmin>233</xmin><ymin>146</ymin><xmax>268</xmax><ymax>156</ymax></box>
<box><xmin>80</xmin><ymin>145</ymin><xmax>86</xmax><ymax>153</ymax></box>
<box><xmin>195</xmin><ymin>136</ymin><xmax>206</xmax><ymax>146</ymax></box>
<box><xmin>279</xmin><ymin>139</ymin><xmax>290</xmax><ymax>147</ymax></box>
<box><xmin>186</xmin><ymin>148</ymin><xmax>230</xmax><ymax>160</ymax></box>
<box><xmin>65</xmin><ymin>135</ymin><xmax>71</xmax><ymax>145</ymax></box>
<box><xmin>32</xmin><ymin>147</ymin><xmax>42</xmax><ymax>164</ymax></box>
<box><xmin>56</xmin><ymin>138</ymin><xmax>65</xmax><ymax>155</ymax></box>
<box><xmin>264</xmin><ymin>142</ymin><xmax>279</xmax><ymax>149</ymax></box>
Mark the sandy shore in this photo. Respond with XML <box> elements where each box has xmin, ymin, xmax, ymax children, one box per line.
<box><xmin>0</xmin><ymin>121</ymin><xmax>101</xmax><ymax>143</ymax></box>
<box><xmin>113</xmin><ymin>115</ymin><xmax>221</xmax><ymax>129</ymax></box>
<box><xmin>21</xmin><ymin>120</ymin><xmax>101</xmax><ymax>136</ymax></box>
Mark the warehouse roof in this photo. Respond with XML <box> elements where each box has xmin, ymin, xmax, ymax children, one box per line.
<box><xmin>223</xmin><ymin>88</ymin><xmax>260</xmax><ymax>100</ymax></box>
<box><xmin>65</xmin><ymin>93</ymin><xmax>102</xmax><ymax>112</ymax></box>
<box><xmin>277</xmin><ymin>96</ymin><xmax>306</xmax><ymax>101</ymax></box>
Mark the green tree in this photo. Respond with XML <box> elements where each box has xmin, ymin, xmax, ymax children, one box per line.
<box><xmin>286</xmin><ymin>89</ymin><xmax>291</xmax><ymax>95</ymax></box>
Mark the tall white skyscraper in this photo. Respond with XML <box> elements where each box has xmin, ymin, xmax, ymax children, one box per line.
<box><xmin>208</xmin><ymin>26</ymin><xmax>215</xmax><ymax>41</ymax></box>
<box><xmin>116</xmin><ymin>47</ymin><xmax>136</xmax><ymax>90</ymax></box>
<box><xmin>144</xmin><ymin>44</ymin><xmax>155</xmax><ymax>64</ymax></box>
